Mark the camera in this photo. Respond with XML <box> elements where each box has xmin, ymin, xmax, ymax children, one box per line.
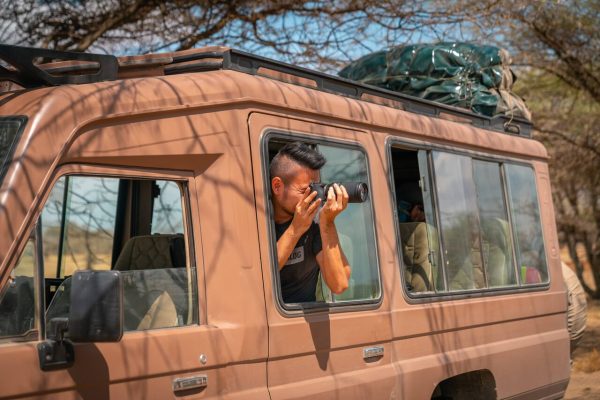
<box><xmin>309</xmin><ymin>182</ymin><xmax>369</xmax><ymax>203</ymax></box>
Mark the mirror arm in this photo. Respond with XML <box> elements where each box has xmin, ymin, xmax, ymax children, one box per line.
<box><xmin>37</xmin><ymin>317</ymin><xmax>74</xmax><ymax>371</ymax></box>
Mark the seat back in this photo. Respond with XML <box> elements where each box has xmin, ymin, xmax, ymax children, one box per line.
<box><xmin>398</xmin><ymin>222</ymin><xmax>432</xmax><ymax>292</ymax></box>
<box><xmin>114</xmin><ymin>234</ymin><xmax>186</xmax><ymax>271</ymax></box>
<box><xmin>114</xmin><ymin>234</ymin><xmax>188</xmax><ymax>330</ymax></box>
<box><xmin>481</xmin><ymin>218</ymin><xmax>512</xmax><ymax>286</ymax></box>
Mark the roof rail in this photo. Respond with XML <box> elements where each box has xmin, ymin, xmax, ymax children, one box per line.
<box><xmin>0</xmin><ymin>44</ymin><xmax>118</xmax><ymax>88</ymax></box>
<box><xmin>221</xmin><ymin>49</ymin><xmax>532</xmax><ymax>138</ymax></box>
<box><xmin>0</xmin><ymin>44</ymin><xmax>532</xmax><ymax>137</ymax></box>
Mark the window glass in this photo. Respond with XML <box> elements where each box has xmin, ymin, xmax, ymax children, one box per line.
<box><xmin>0</xmin><ymin>117</ymin><xmax>26</xmax><ymax>187</ymax></box>
<box><xmin>40</xmin><ymin>177</ymin><xmax>65</xmax><ymax>279</ymax></box>
<box><xmin>473</xmin><ymin>160</ymin><xmax>517</xmax><ymax>287</ymax></box>
<box><xmin>433</xmin><ymin>152</ymin><xmax>485</xmax><ymax>291</ymax></box>
<box><xmin>318</xmin><ymin>144</ymin><xmax>380</xmax><ymax>302</ymax></box>
<box><xmin>61</xmin><ymin>177</ymin><xmax>119</xmax><ymax>276</ymax></box>
<box><xmin>44</xmin><ymin>176</ymin><xmax>197</xmax><ymax>334</ymax></box>
<box><xmin>0</xmin><ymin>238</ymin><xmax>36</xmax><ymax>338</ymax></box>
<box><xmin>505</xmin><ymin>164</ymin><xmax>548</xmax><ymax>284</ymax></box>
<box><xmin>0</xmin><ymin>174</ymin><xmax>198</xmax><ymax>341</ymax></box>
<box><xmin>151</xmin><ymin>181</ymin><xmax>184</xmax><ymax>234</ymax></box>
<box><xmin>417</xmin><ymin>151</ymin><xmax>444</xmax><ymax>292</ymax></box>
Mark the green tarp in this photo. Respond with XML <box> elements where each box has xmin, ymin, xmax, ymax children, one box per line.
<box><xmin>339</xmin><ymin>43</ymin><xmax>531</xmax><ymax>120</ymax></box>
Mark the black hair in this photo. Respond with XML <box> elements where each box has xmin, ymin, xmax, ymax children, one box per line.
<box><xmin>270</xmin><ymin>141</ymin><xmax>326</xmax><ymax>183</ymax></box>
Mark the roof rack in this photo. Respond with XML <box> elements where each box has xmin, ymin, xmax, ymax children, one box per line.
<box><xmin>0</xmin><ymin>44</ymin><xmax>532</xmax><ymax>138</ymax></box>
<box><xmin>0</xmin><ymin>44</ymin><xmax>118</xmax><ymax>87</ymax></box>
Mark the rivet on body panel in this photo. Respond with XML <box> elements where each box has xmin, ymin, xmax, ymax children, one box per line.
<box><xmin>199</xmin><ymin>354</ymin><xmax>207</xmax><ymax>365</ymax></box>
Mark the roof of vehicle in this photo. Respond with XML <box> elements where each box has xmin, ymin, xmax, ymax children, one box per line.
<box><xmin>0</xmin><ymin>44</ymin><xmax>532</xmax><ymax>138</ymax></box>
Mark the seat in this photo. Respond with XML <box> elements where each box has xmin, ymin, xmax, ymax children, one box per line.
<box><xmin>114</xmin><ymin>234</ymin><xmax>186</xmax><ymax>271</ymax></box>
<box><xmin>481</xmin><ymin>218</ymin><xmax>512</xmax><ymax>287</ymax></box>
<box><xmin>45</xmin><ymin>234</ymin><xmax>189</xmax><ymax>332</ymax></box>
<box><xmin>114</xmin><ymin>234</ymin><xmax>188</xmax><ymax>331</ymax></box>
<box><xmin>398</xmin><ymin>222</ymin><xmax>432</xmax><ymax>292</ymax></box>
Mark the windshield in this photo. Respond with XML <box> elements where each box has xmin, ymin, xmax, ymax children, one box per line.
<box><xmin>0</xmin><ymin>116</ymin><xmax>26</xmax><ymax>187</ymax></box>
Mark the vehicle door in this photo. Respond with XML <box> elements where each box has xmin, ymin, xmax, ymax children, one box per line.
<box><xmin>0</xmin><ymin>159</ymin><xmax>268</xmax><ymax>398</ymax></box>
<box><xmin>249</xmin><ymin>112</ymin><xmax>400</xmax><ymax>400</ymax></box>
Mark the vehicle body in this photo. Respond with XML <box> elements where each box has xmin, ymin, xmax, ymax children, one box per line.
<box><xmin>0</xmin><ymin>45</ymin><xmax>570</xmax><ymax>399</ymax></box>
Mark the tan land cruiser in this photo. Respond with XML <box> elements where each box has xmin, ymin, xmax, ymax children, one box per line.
<box><xmin>0</xmin><ymin>44</ymin><xmax>570</xmax><ymax>399</ymax></box>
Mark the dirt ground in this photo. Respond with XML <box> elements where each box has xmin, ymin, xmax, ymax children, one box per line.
<box><xmin>565</xmin><ymin>300</ymin><xmax>600</xmax><ymax>400</ymax></box>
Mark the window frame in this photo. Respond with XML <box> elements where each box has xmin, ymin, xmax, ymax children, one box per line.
<box><xmin>386</xmin><ymin>136</ymin><xmax>551</xmax><ymax>303</ymax></box>
<box><xmin>261</xmin><ymin>129</ymin><xmax>383</xmax><ymax>315</ymax></box>
<box><xmin>0</xmin><ymin>163</ymin><xmax>200</xmax><ymax>342</ymax></box>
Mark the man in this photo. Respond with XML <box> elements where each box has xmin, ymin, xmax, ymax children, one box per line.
<box><xmin>270</xmin><ymin>142</ymin><xmax>351</xmax><ymax>303</ymax></box>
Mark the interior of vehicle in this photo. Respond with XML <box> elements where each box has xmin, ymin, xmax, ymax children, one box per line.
<box><xmin>390</xmin><ymin>148</ymin><xmax>434</xmax><ymax>293</ymax></box>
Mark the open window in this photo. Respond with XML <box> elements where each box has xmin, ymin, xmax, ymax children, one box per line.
<box><xmin>266</xmin><ymin>135</ymin><xmax>380</xmax><ymax>309</ymax></box>
<box><xmin>390</xmin><ymin>147</ymin><xmax>442</xmax><ymax>294</ymax></box>
<box><xmin>0</xmin><ymin>173</ymin><xmax>198</xmax><ymax>341</ymax></box>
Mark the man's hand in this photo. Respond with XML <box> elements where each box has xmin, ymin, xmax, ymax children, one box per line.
<box><xmin>289</xmin><ymin>187</ymin><xmax>322</xmax><ymax>237</ymax></box>
<box><xmin>319</xmin><ymin>183</ymin><xmax>349</xmax><ymax>225</ymax></box>
<box><xmin>277</xmin><ymin>188</ymin><xmax>321</xmax><ymax>271</ymax></box>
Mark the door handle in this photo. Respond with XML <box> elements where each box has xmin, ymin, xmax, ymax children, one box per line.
<box><xmin>173</xmin><ymin>375</ymin><xmax>208</xmax><ymax>393</ymax></box>
<box><xmin>363</xmin><ymin>346</ymin><xmax>384</xmax><ymax>360</ymax></box>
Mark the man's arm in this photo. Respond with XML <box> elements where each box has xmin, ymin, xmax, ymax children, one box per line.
<box><xmin>277</xmin><ymin>189</ymin><xmax>321</xmax><ymax>270</ymax></box>
<box><xmin>316</xmin><ymin>184</ymin><xmax>351</xmax><ymax>294</ymax></box>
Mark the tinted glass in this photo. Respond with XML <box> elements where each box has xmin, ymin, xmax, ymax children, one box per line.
<box><xmin>433</xmin><ymin>152</ymin><xmax>485</xmax><ymax>291</ymax></box>
<box><xmin>0</xmin><ymin>239</ymin><xmax>36</xmax><ymax>338</ymax></box>
<box><xmin>0</xmin><ymin>117</ymin><xmax>26</xmax><ymax>186</ymax></box>
<box><xmin>318</xmin><ymin>145</ymin><xmax>380</xmax><ymax>302</ymax></box>
<box><xmin>473</xmin><ymin>160</ymin><xmax>517</xmax><ymax>287</ymax></box>
<box><xmin>505</xmin><ymin>164</ymin><xmax>548</xmax><ymax>284</ymax></box>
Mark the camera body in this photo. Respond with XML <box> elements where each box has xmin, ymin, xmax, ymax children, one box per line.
<box><xmin>309</xmin><ymin>182</ymin><xmax>369</xmax><ymax>203</ymax></box>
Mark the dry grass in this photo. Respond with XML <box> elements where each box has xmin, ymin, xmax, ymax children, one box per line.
<box><xmin>13</xmin><ymin>250</ymin><xmax>110</xmax><ymax>278</ymax></box>
<box><xmin>572</xmin><ymin>300</ymin><xmax>600</xmax><ymax>373</ymax></box>
<box><xmin>574</xmin><ymin>349</ymin><xmax>600</xmax><ymax>373</ymax></box>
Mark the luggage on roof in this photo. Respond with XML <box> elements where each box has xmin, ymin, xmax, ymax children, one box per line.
<box><xmin>339</xmin><ymin>42</ymin><xmax>531</xmax><ymax>121</ymax></box>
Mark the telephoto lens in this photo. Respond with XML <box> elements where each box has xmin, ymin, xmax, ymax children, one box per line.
<box><xmin>309</xmin><ymin>182</ymin><xmax>368</xmax><ymax>203</ymax></box>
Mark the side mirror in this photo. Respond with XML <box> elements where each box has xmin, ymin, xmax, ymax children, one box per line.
<box><xmin>69</xmin><ymin>270</ymin><xmax>123</xmax><ymax>342</ymax></box>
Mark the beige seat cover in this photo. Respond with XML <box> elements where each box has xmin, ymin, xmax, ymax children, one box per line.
<box><xmin>398</xmin><ymin>222</ymin><xmax>432</xmax><ymax>292</ymax></box>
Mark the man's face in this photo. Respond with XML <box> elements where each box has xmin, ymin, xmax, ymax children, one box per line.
<box><xmin>272</xmin><ymin>164</ymin><xmax>320</xmax><ymax>219</ymax></box>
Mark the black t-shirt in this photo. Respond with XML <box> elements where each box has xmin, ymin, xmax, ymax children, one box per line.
<box><xmin>275</xmin><ymin>220</ymin><xmax>323</xmax><ymax>303</ymax></box>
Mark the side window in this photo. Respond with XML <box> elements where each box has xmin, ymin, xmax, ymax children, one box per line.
<box><xmin>0</xmin><ymin>174</ymin><xmax>198</xmax><ymax>342</ymax></box>
<box><xmin>473</xmin><ymin>160</ymin><xmax>517</xmax><ymax>288</ymax></box>
<box><xmin>390</xmin><ymin>147</ymin><xmax>442</xmax><ymax>293</ymax></box>
<box><xmin>505</xmin><ymin>164</ymin><xmax>548</xmax><ymax>284</ymax></box>
<box><xmin>390</xmin><ymin>144</ymin><xmax>544</xmax><ymax>296</ymax></box>
<box><xmin>267</xmin><ymin>137</ymin><xmax>380</xmax><ymax>306</ymax></box>
<box><xmin>432</xmin><ymin>152</ymin><xmax>485</xmax><ymax>291</ymax></box>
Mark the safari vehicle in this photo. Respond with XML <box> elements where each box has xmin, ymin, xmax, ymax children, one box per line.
<box><xmin>0</xmin><ymin>44</ymin><xmax>570</xmax><ymax>399</ymax></box>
